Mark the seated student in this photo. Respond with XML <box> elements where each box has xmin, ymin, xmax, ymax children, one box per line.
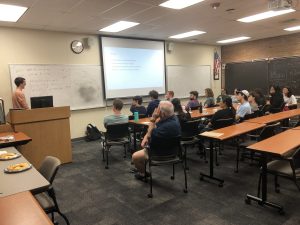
<box><xmin>104</xmin><ymin>99</ymin><xmax>128</xmax><ymax>127</ymax></box>
<box><xmin>231</xmin><ymin>88</ymin><xmax>241</xmax><ymax>103</ymax></box>
<box><xmin>146</xmin><ymin>90</ymin><xmax>160</xmax><ymax>117</ymax></box>
<box><xmin>235</xmin><ymin>90</ymin><xmax>251</xmax><ymax>121</ymax></box>
<box><xmin>132</xmin><ymin>101</ymin><xmax>181</xmax><ymax>179</ymax></box>
<box><xmin>205</xmin><ymin>96</ymin><xmax>235</xmax><ymax>129</ymax></box>
<box><xmin>253</xmin><ymin>88</ymin><xmax>266</xmax><ymax>107</ymax></box>
<box><xmin>248</xmin><ymin>92</ymin><xmax>259</xmax><ymax>112</ymax></box>
<box><xmin>269</xmin><ymin>85</ymin><xmax>284</xmax><ymax>111</ymax></box>
<box><xmin>282</xmin><ymin>86</ymin><xmax>297</xmax><ymax>106</ymax></box>
<box><xmin>171</xmin><ymin>98</ymin><xmax>191</xmax><ymax>124</ymax></box>
<box><xmin>185</xmin><ymin>91</ymin><xmax>200</xmax><ymax>110</ymax></box>
<box><xmin>204</xmin><ymin>88</ymin><xmax>215</xmax><ymax>108</ymax></box>
<box><xmin>165</xmin><ymin>90</ymin><xmax>174</xmax><ymax>101</ymax></box>
<box><xmin>130</xmin><ymin>96</ymin><xmax>147</xmax><ymax>115</ymax></box>
<box><xmin>216</xmin><ymin>88</ymin><xmax>229</xmax><ymax>104</ymax></box>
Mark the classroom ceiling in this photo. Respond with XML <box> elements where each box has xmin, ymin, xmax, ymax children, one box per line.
<box><xmin>1</xmin><ymin>0</ymin><xmax>300</xmax><ymax>45</ymax></box>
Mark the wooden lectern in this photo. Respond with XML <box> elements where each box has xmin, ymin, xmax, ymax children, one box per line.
<box><xmin>8</xmin><ymin>106</ymin><xmax>72</xmax><ymax>167</ymax></box>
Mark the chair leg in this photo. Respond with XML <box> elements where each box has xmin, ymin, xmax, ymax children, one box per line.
<box><xmin>148</xmin><ymin>164</ymin><xmax>153</xmax><ymax>198</ymax></box>
<box><xmin>184</xmin><ymin>146</ymin><xmax>189</xmax><ymax>170</ymax></box>
<box><xmin>57</xmin><ymin>210</ymin><xmax>70</xmax><ymax>225</ymax></box>
<box><xmin>51</xmin><ymin>212</ymin><xmax>55</xmax><ymax>222</ymax></box>
<box><xmin>275</xmin><ymin>175</ymin><xmax>280</xmax><ymax>193</ymax></box>
<box><xmin>183</xmin><ymin>162</ymin><xmax>188</xmax><ymax>193</ymax></box>
<box><xmin>102</xmin><ymin>143</ymin><xmax>105</xmax><ymax>162</ymax></box>
<box><xmin>105</xmin><ymin>147</ymin><xmax>109</xmax><ymax>169</ymax></box>
<box><xmin>171</xmin><ymin>164</ymin><xmax>175</xmax><ymax>180</ymax></box>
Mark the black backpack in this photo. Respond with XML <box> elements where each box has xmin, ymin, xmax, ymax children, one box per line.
<box><xmin>85</xmin><ymin>124</ymin><xmax>102</xmax><ymax>141</ymax></box>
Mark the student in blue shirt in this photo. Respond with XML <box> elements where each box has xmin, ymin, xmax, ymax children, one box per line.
<box><xmin>185</xmin><ymin>91</ymin><xmax>200</xmax><ymax>110</ymax></box>
<box><xmin>146</xmin><ymin>90</ymin><xmax>160</xmax><ymax>117</ymax></box>
<box><xmin>235</xmin><ymin>90</ymin><xmax>252</xmax><ymax>121</ymax></box>
<box><xmin>130</xmin><ymin>96</ymin><xmax>147</xmax><ymax>115</ymax></box>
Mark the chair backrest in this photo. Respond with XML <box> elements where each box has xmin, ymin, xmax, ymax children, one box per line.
<box><xmin>212</xmin><ymin>118</ymin><xmax>235</xmax><ymax>129</ymax></box>
<box><xmin>288</xmin><ymin>104</ymin><xmax>298</xmax><ymax>110</ymax></box>
<box><xmin>259</xmin><ymin>104</ymin><xmax>272</xmax><ymax>116</ymax></box>
<box><xmin>259</xmin><ymin>122</ymin><xmax>280</xmax><ymax>141</ymax></box>
<box><xmin>149</xmin><ymin>135</ymin><xmax>182</xmax><ymax>159</ymax></box>
<box><xmin>243</xmin><ymin>113</ymin><xmax>257</xmax><ymax>121</ymax></box>
<box><xmin>180</xmin><ymin>119</ymin><xmax>201</xmax><ymax>138</ymax></box>
<box><xmin>39</xmin><ymin>156</ymin><xmax>61</xmax><ymax>184</ymax></box>
<box><xmin>106</xmin><ymin>123</ymin><xmax>129</xmax><ymax>140</ymax></box>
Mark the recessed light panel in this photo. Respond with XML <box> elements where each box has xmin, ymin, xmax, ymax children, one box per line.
<box><xmin>100</xmin><ymin>21</ymin><xmax>139</xmax><ymax>32</ymax></box>
<box><xmin>160</xmin><ymin>0</ymin><xmax>205</xmax><ymax>10</ymax></box>
<box><xmin>0</xmin><ymin>4</ymin><xmax>28</xmax><ymax>22</ymax></box>
<box><xmin>284</xmin><ymin>25</ymin><xmax>300</xmax><ymax>31</ymax></box>
<box><xmin>169</xmin><ymin>30</ymin><xmax>206</xmax><ymax>39</ymax></box>
<box><xmin>217</xmin><ymin>36</ymin><xmax>250</xmax><ymax>44</ymax></box>
<box><xmin>237</xmin><ymin>9</ymin><xmax>295</xmax><ymax>23</ymax></box>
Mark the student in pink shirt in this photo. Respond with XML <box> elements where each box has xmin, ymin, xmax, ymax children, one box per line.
<box><xmin>12</xmin><ymin>77</ymin><xmax>29</xmax><ymax>109</ymax></box>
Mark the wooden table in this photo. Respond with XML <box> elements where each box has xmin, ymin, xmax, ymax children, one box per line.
<box><xmin>246</xmin><ymin>129</ymin><xmax>300</xmax><ymax>213</ymax></box>
<box><xmin>292</xmin><ymin>126</ymin><xmax>300</xmax><ymax>130</ymax></box>
<box><xmin>246</xmin><ymin>109</ymin><xmax>300</xmax><ymax>124</ymax></box>
<box><xmin>0</xmin><ymin>191</ymin><xmax>53</xmax><ymax>225</ymax></box>
<box><xmin>199</xmin><ymin>122</ymin><xmax>266</xmax><ymax>187</ymax></box>
<box><xmin>0</xmin><ymin>132</ymin><xmax>32</xmax><ymax>148</ymax></box>
<box><xmin>0</xmin><ymin>147</ymin><xmax>49</xmax><ymax>197</ymax></box>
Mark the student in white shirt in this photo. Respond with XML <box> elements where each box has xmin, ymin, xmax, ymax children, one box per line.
<box><xmin>235</xmin><ymin>90</ymin><xmax>252</xmax><ymax>121</ymax></box>
<box><xmin>282</xmin><ymin>87</ymin><xmax>297</xmax><ymax>106</ymax></box>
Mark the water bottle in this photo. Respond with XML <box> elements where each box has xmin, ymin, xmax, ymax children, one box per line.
<box><xmin>134</xmin><ymin>111</ymin><xmax>139</xmax><ymax>121</ymax></box>
<box><xmin>199</xmin><ymin>102</ymin><xmax>203</xmax><ymax>113</ymax></box>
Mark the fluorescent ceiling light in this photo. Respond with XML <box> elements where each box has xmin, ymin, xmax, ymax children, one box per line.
<box><xmin>217</xmin><ymin>36</ymin><xmax>250</xmax><ymax>44</ymax></box>
<box><xmin>99</xmin><ymin>21</ymin><xmax>139</xmax><ymax>32</ymax></box>
<box><xmin>284</xmin><ymin>25</ymin><xmax>300</xmax><ymax>31</ymax></box>
<box><xmin>0</xmin><ymin>4</ymin><xmax>28</xmax><ymax>22</ymax></box>
<box><xmin>237</xmin><ymin>9</ymin><xmax>295</xmax><ymax>23</ymax></box>
<box><xmin>169</xmin><ymin>30</ymin><xmax>206</xmax><ymax>39</ymax></box>
<box><xmin>160</xmin><ymin>0</ymin><xmax>205</xmax><ymax>10</ymax></box>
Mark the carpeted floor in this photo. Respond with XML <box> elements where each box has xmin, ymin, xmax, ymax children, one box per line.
<box><xmin>52</xmin><ymin>140</ymin><xmax>300</xmax><ymax>225</ymax></box>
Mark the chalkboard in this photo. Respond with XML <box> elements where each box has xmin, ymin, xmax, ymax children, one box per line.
<box><xmin>167</xmin><ymin>65</ymin><xmax>211</xmax><ymax>98</ymax></box>
<box><xmin>269</xmin><ymin>57</ymin><xmax>300</xmax><ymax>95</ymax></box>
<box><xmin>225</xmin><ymin>61</ymin><xmax>269</xmax><ymax>95</ymax></box>
<box><xmin>9</xmin><ymin>65</ymin><xmax>105</xmax><ymax>110</ymax></box>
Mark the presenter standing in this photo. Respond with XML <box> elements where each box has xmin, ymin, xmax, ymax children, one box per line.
<box><xmin>12</xmin><ymin>77</ymin><xmax>29</xmax><ymax>109</ymax></box>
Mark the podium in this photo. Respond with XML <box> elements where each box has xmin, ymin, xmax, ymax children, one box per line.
<box><xmin>8</xmin><ymin>106</ymin><xmax>72</xmax><ymax>167</ymax></box>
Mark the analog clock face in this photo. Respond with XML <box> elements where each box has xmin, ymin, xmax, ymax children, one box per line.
<box><xmin>71</xmin><ymin>40</ymin><xmax>84</xmax><ymax>54</ymax></box>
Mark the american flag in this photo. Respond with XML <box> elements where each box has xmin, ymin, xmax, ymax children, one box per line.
<box><xmin>214</xmin><ymin>51</ymin><xmax>221</xmax><ymax>80</ymax></box>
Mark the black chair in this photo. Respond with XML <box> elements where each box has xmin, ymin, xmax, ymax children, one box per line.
<box><xmin>240</xmin><ymin>123</ymin><xmax>280</xmax><ymax>167</ymax></box>
<box><xmin>271</xmin><ymin>102</ymin><xmax>286</xmax><ymax>114</ymax></box>
<box><xmin>100</xmin><ymin>123</ymin><xmax>130</xmax><ymax>169</ymax></box>
<box><xmin>257</xmin><ymin>147</ymin><xmax>300</xmax><ymax>194</ymax></box>
<box><xmin>145</xmin><ymin>135</ymin><xmax>187</xmax><ymax>198</ymax></box>
<box><xmin>288</xmin><ymin>104</ymin><xmax>298</xmax><ymax>110</ymax></box>
<box><xmin>34</xmin><ymin>156</ymin><xmax>70</xmax><ymax>225</ymax></box>
<box><xmin>180</xmin><ymin>119</ymin><xmax>202</xmax><ymax>169</ymax></box>
<box><xmin>259</xmin><ymin>104</ymin><xmax>272</xmax><ymax>115</ymax></box>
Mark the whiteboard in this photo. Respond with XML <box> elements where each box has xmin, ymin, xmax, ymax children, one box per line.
<box><xmin>9</xmin><ymin>64</ymin><xmax>104</xmax><ymax>110</ymax></box>
<box><xmin>167</xmin><ymin>65</ymin><xmax>211</xmax><ymax>98</ymax></box>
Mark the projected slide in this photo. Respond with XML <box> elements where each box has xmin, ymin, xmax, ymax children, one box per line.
<box><xmin>101</xmin><ymin>37</ymin><xmax>166</xmax><ymax>99</ymax></box>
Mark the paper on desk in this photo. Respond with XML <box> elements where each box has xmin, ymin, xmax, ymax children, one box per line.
<box><xmin>201</xmin><ymin>131</ymin><xmax>224</xmax><ymax>138</ymax></box>
<box><xmin>0</xmin><ymin>151</ymin><xmax>8</xmax><ymax>155</ymax></box>
<box><xmin>0</xmin><ymin>135</ymin><xmax>14</xmax><ymax>141</ymax></box>
<box><xmin>142</xmin><ymin>122</ymin><xmax>150</xmax><ymax>125</ymax></box>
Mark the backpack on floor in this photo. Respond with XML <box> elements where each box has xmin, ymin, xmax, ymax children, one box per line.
<box><xmin>85</xmin><ymin>124</ymin><xmax>102</xmax><ymax>141</ymax></box>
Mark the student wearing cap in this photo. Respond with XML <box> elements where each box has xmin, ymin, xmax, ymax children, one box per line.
<box><xmin>235</xmin><ymin>90</ymin><xmax>252</xmax><ymax>121</ymax></box>
<box><xmin>130</xmin><ymin>96</ymin><xmax>147</xmax><ymax>115</ymax></box>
